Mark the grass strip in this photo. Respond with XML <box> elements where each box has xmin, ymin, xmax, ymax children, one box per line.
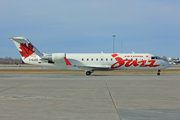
<box><xmin>0</xmin><ymin>69</ymin><xmax>180</xmax><ymax>75</ymax></box>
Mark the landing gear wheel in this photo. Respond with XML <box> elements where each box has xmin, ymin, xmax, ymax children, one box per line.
<box><xmin>86</xmin><ymin>71</ymin><xmax>91</xmax><ymax>76</ymax></box>
<box><xmin>157</xmin><ymin>70</ymin><xmax>161</xmax><ymax>76</ymax></box>
<box><xmin>157</xmin><ymin>72</ymin><xmax>160</xmax><ymax>76</ymax></box>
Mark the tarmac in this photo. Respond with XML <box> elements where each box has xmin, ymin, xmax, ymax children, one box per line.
<box><xmin>0</xmin><ymin>74</ymin><xmax>179</xmax><ymax>120</ymax></box>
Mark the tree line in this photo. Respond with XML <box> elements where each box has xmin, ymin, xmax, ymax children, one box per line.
<box><xmin>0</xmin><ymin>57</ymin><xmax>24</xmax><ymax>64</ymax></box>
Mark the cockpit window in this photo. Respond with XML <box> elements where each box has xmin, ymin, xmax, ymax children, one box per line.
<box><xmin>151</xmin><ymin>56</ymin><xmax>161</xmax><ymax>60</ymax></box>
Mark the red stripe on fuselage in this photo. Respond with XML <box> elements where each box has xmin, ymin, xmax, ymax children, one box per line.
<box><xmin>64</xmin><ymin>57</ymin><xmax>72</xmax><ymax>65</ymax></box>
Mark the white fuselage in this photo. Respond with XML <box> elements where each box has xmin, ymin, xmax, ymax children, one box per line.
<box><xmin>9</xmin><ymin>37</ymin><xmax>171</xmax><ymax>75</ymax></box>
<box><xmin>24</xmin><ymin>53</ymin><xmax>170</xmax><ymax>71</ymax></box>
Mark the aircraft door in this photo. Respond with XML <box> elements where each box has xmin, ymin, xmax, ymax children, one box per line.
<box><xmin>141</xmin><ymin>57</ymin><xmax>145</xmax><ymax>61</ymax></box>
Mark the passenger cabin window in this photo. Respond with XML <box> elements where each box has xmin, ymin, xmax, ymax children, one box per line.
<box><xmin>111</xmin><ymin>58</ymin><xmax>113</xmax><ymax>61</ymax></box>
<box><xmin>82</xmin><ymin>58</ymin><xmax>84</xmax><ymax>61</ymax></box>
<box><xmin>87</xmin><ymin>58</ymin><xmax>89</xmax><ymax>61</ymax></box>
<box><xmin>96</xmin><ymin>58</ymin><xmax>98</xmax><ymax>61</ymax></box>
<box><xmin>151</xmin><ymin>56</ymin><xmax>161</xmax><ymax>60</ymax></box>
<box><xmin>91</xmin><ymin>58</ymin><xmax>93</xmax><ymax>61</ymax></box>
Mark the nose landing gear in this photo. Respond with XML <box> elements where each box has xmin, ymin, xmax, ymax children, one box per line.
<box><xmin>157</xmin><ymin>70</ymin><xmax>161</xmax><ymax>76</ymax></box>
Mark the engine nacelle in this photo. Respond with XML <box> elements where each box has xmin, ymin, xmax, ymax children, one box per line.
<box><xmin>52</xmin><ymin>53</ymin><xmax>65</xmax><ymax>62</ymax></box>
<box><xmin>41</xmin><ymin>53</ymin><xmax>66</xmax><ymax>63</ymax></box>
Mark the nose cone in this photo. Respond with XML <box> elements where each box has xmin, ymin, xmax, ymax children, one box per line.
<box><xmin>168</xmin><ymin>63</ymin><xmax>172</xmax><ymax>67</ymax></box>
<box><xmin>164</xmin><ymin>61</ymin><xmax>172</xmax><ymax>68</ymax></box>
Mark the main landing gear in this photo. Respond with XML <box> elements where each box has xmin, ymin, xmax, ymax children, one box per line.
<box><xmin>86</xmin><ymin>71</ymin><xmax>93</xmax><ymax>76</ymax></box>
<box><xmin>157</xmin><ymin>70</ymin><xmax>161</xmax><ymax>76</ymax></box>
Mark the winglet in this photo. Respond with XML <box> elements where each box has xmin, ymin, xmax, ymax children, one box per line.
<box><xmin>64</xmin><ymin>57</ymin><xmax>72</xmax><ymax>65</ymax></box>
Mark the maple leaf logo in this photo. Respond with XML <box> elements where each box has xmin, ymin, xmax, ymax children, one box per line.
<box><xmin>19</xmin><ymin>43</ymin><xmax>35</xmax><ymax>59</ymax></box>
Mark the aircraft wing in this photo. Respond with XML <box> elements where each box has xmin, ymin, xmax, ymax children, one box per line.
<box><xmin>64</xmin><ymin>57</ymin><xmax>110</xmax><ymax>71</ymax></box>
<box><xmin>73</xmin><ymin>65</ymin><xmax>111</xmax><ymax>71</ymax></box>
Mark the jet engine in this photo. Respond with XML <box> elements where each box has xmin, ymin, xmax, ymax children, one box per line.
<box><xmin>42</xmin><ymin>53</ymin><xmax>65</xmax><ymax>63</ymax></box>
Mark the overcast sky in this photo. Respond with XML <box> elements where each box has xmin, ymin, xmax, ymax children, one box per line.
<box><xmin>1</xmin><ymin>0</ymin><xmax>180</xmax><ymax>58</ymax></box>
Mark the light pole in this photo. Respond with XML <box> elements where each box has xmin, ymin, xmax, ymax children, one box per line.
<box><xmin>112</xmin><ymin>35</ymin><xmax>116</xmax><ymax>53</ymax></box>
